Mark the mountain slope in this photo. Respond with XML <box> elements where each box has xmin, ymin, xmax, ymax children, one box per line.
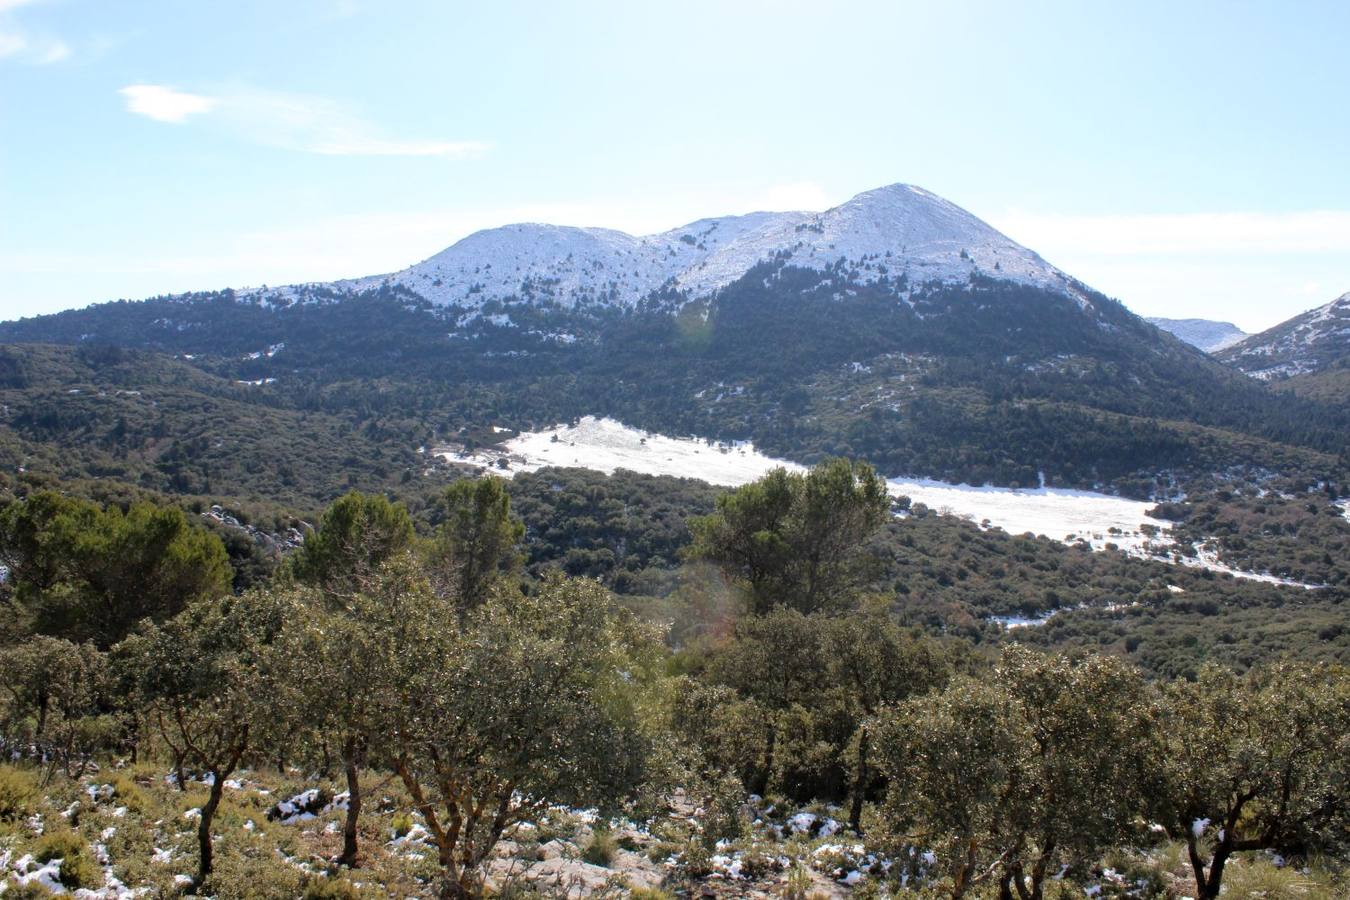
<box><xmin>2</xmin><ymin>184</ymin><xmax>1347</xmax><ymax>502</ymax></box>
<box><xmin>1218</xmin><ymin>292</ymin><xmax>1350</xmax><ymax>379</ymax></box>
<box><xmin>1146</xmin><ymin>317</ymin><xmax>1248</xmax><ymax>353</ymax></box>
<box><xmin>249</xmin><ymin>184</ymin><xmax>1080</xmax><ymax>311</ymax></box>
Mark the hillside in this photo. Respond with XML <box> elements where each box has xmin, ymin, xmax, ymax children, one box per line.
<box><xmin>2</xmin><ymin>186</ymin><xmax>1347</xmax><ymax>502</ymax></box>
<box><xmin>1219</xmin><ymin>291</ymin><xmax>1350</xmax><ymax>379</ymax></box>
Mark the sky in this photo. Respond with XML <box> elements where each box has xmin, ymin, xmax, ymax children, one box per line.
<box><xmin>2</xmin><ymin>0</ymin><xmax>1348</xmax><ymax>333</ymax></box>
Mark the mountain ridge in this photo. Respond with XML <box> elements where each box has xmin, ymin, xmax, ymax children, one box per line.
<box><xmin>1219</xmin><ymin>292</ymin><xmax>1350</xmax><ymax>379</ymax></box>
<box><xmin>240</xmin><ymin>183</ymin><xmax>1081</xmax><ymax>313</ymax></box>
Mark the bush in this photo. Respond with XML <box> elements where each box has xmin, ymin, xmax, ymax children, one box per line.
<box><xmin>0</xmin><ymin>765</ymin><xmax>38</xmax><ymax>822</ymax></box>
<box><xmin>34</xmin><ymin>830</ymin><xmax>99</xmax><ymax>890</ymax></box>
<box><xmin>109</xmin><ymin>774</ymin><xmax>147</xmax><ymax>813</ymax></box>
<box><xmin>301</xmin><ymin>876</ymin><xmax>366</xmax><ymax>899</ymax></box>
<box><xmin>580</xmin><ymin>827</ymin><xmax>618</xmax><ymax>867</ymax></box>
<box><xmin>390</xmin><ymin>810</ymin><xmax>413</xmax><ymax>838</ymax></box>
<box><xmin>628</xmin><ymin>888</ymin><xmax>675</xmax><ymax>900</ymax></box>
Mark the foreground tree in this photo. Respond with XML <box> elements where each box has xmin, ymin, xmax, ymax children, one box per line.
<box><xmin>991</xmin><ymin>647</ymin><xmax>1158</xmax><ymax>900</ymax></box>
<box><xmin>689</xmin><ymin>458</ymin><xmax>890</xmax><ymax>614</ymax></box>
<box><xmin>284</xmin><ymin>491</ymin><xmax>414</xmax><ymax>865</ymax></box>
<box><xmin>0</xmin><ymin>636</ymin><xmax>112</xmax><ymax>778</ymax></box>
<box><xmin>376</xmin><ymin>573</ymin><xmax>658</xmax><ymax>898</ymax></box>
<box><xmin>1154</xmin><ymin>661</ymin><xmax>1350</xmax><ymax>900</ymax></box>
<box><xmin>874</xmin><ymin>647</ymin><xmax>1158</xmax><ymax>900</ymax></box>
<box><xmin>676</xmin><ymin>605</ymin><xmax>950</xmax><ymax>810</ymax></box>
<box><xmin>875</xmin><ymin>675</ymin><xmax>1019</xmax><ymax>898</ymax></box>
<box><xmin>822</xmin><ymin>607</ymin><xmax>952</xmax><ymax>833</ymax></box>
<box><xmin>116</xmin><ymin>590</ymin><xmax>295</xmax><ymax>887</ymax></box>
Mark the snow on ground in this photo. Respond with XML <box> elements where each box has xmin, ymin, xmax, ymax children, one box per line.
<box><xmin>439</xmin><ymin>417</ymin><xmax>1168</xmax><ymax>552</ymax></box>
<box><xmin>438</xmin><ymin>416</ymin><xmax>1324</xmax><ymax>590</ymax></box>
<box><xmin>447</xmin><ymin>416</ymin><xmax>794</xmax><ymax>487</ymax></box>
<box><xmin>888</xmin><ymin>476</ymin><xmax>1167</xmax><ymax>555</ymax></box>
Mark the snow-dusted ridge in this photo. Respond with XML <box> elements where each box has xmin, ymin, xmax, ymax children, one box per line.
<box><xmin>250</xmin><ymin>184</ymin><xmax>1082</xmax><ymax>311</ymax></box>
<box><xmin>1221</xmin><ymin>291</ymin><xmax>1350</xmax><ymax>377</ymax></box>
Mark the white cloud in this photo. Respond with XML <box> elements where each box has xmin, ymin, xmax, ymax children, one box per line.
<box><xmin>119</xmin><ymin>84</ymin><xmax>217</xmax><ymax>123</ymax></box>
<box><xmin>115</xmin><ymin>83</ymin><xmax>487</xmax><ymax>159</ymax></box>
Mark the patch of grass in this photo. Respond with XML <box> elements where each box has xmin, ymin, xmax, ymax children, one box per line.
<box><xmin>301</xmin><ymin>875</ymin><xmax>367</xmax><ymax>899</ymax></box>
<box><xmin>0</xmin><ymin>765</ymin><xmax>38</xmax><ymax>823</ymax></box>
<box><xmin>580</xmin><ymin>827</ymin><xmax>618</xmax><ymax>867</ymax></box>
<box><xmin>628</xmin><ymin>888</ymin><xmax>675</xmax><ymax>900</ymax></box>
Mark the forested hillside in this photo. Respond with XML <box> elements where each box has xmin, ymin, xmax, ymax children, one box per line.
<box><xmin>3</xmin><ymin>268</ymin><xmax>1346</xmax><ymax>502</ymax></box>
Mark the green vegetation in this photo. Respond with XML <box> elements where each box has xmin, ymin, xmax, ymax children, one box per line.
<box><xmin>2</xmin><ymin>444</ymin><xmax>1349</xmax><ymax>895</ymax></box>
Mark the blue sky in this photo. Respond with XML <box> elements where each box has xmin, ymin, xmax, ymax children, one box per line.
<box><xmin>2</xmin><ymin>0</ymin><xmax>1348</xmax><ymax>331</ymax></box>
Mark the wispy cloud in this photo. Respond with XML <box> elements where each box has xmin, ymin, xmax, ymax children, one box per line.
<box><xmin>117</xmin><ymin>82</ymin><xmax>489</xmax><ymax>159</ymax></box>
<box><xmin>0</xmin><ymin>0</ymin><xmax>71</xmax><ymax>64</ymax></box>
<box><xmin>119</xmin><ymin>84</ymin><xmax>217</xmax><ymax>123</ymax></box>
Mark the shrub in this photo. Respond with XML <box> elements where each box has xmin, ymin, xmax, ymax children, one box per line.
<box><xmin>109</xmin><ymin>774</ymin><xmax>147</xmax><ymax>813</ymax></box>
<box><xmin>580</xmin><ymin>827</ymin><xmax>618</xmax><ymax>867</ymax></box>
<box><xmin>301</xmin><ymin>876</ymin><xmax>366</xmax><ymax>899</ymax></box>
<box><xmin>0</xmin><ymin>765</ymin><xmax>38</xmax><ymax>822</ymax></box>
<box><xmin>390</xmin><ymin>810</ymin><xmax>413</xmax><ymax>838</ymax></box>
<box><xmin>628</xmin><ymin>888</ymin><xmax>675</xmax><ymax>900</ymax></box>
<box><xmin>34</xmin><ymin>829</ymin><xmax>99</xmax><ymax>890</ymax></box>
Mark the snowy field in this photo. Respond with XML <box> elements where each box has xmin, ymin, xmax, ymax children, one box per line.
<box><xmin>436</xmin><ymin>417</ymin><xmax>1330</xmax><ymax>597</ymax></box>
<box><xmin>439</xmin><ymin>417</ymin><xmax>1170</xmax><ymax>554</ymax></box>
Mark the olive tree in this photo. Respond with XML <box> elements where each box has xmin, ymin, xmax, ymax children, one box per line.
<box><xmin>1154</xmin><ymin>661</ymin><xmax>1350</xmax><ymax>900</ymax></box>
<box><xmin>874</xmin><ymin>647</ymin><xmax>1158</xmax><ymax>900</ymax></box>
<box><xmin>0</xmin><ymin>636</ymin><xmax>113</xmax><ymax>780</ymax></box>
<box><xmin>375</xmin><ymin>573</ymin><xmax>658</xmax><ymax>899</ymax></box>
<box><xmin>116</xmin><ymin>590</ymin><xmax>297</xmax><ymax>887</ymax></box>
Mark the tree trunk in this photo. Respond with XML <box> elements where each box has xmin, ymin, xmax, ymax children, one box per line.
<box><xmin>339</xmin><ymin>739</ymin><xmax>362</xmax><ymax>867</ymax></box>
<box><xmin>1201</xmin><ymin>846</ymin><xmax>1231</xmax><ymax>900</ymax></box>
<box><xmin>1186</xmin><ymin>834</ymin><xmax>1230</xmax><ymax>900</ymax></box>
<box><xmin>848</xmin><ymin>725</ymin><xmax>869</xmax><ymax>833</ymax></box>
<box><xmin>194</xmin><ymin>775</ymin><xmax>226</xmax><ymax>887</ymax></box>
<box><xmin>1028</xmin><ymin>843</ymin><xmax>1053</xmax><ymax>900</ymax></box>
<box><xmin>173</xmin><ymin>751</ymin><xmax>189</xmax><ymax>793</ymax></box>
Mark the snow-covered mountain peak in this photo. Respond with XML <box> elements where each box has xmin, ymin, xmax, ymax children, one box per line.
<box><xmin>272</xmin><ymin>183</ymin><xmax>1079</xmax><ymax>311</ymax></box>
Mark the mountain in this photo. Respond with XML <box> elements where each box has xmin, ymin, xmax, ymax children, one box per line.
<box><xmin>1218</xmin><ymin>292</ymin><xmax>1350</xmax><ymax>379</ymax></box>
<box><xmin>1146</xmin><ymin>318</ymin><xmax>1248</xmax><ymax>353</ymax></box>
<box><xmin>3</xmin><ymin>184</ymin><xmax>1347</xmax><ymax>505</ymax></box>
<box><xmin>257</xmin><ymin>184</ymin><xmax>1083</xmax><ymax>312</ymax></box>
